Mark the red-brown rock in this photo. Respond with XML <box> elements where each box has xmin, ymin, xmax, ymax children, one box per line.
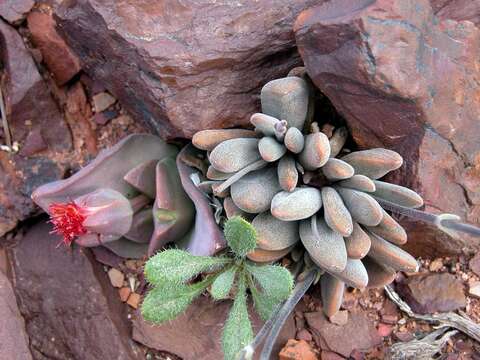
<box><xmin>54</xmin><ymin>0</ymin><xmax>323</xmax><ymax>138</ymax></box>
<box><xmin>279</xmin><ymin>339</ymin><xmax>318</xmax><ymax>360</ymax></box>
<box><xmin>396</xmin><ymin>272</ymin><xmax>466</xmax><ymax>314</ymax></box>
<box><xmin>7</xmin><ymin>221</ymin><xmax>142</xmax><ymax>360</ymax></box>
<box><xmin>430</xmin><ymin>0</ymin><xmax>480</xmax><ymax>26</ymax></box>
<box><xmin>27</xmin><ymin>11</ymin><xmax>81</xmax><ymax>86</ymax></box>
<box><xmin>305</xmin><ymin>308</ymin><xmax>382</xmax><ymax>357</ymax></box>
<box><xmin>469</xmin><ymin>253</ymin><xmax>480</xmax><ymax>277</ymax></box>
<box><xmin>0</xmin><ymin>20</ymin><xmax>72</xmax><ymax>236</ymax></box>
<box><xmin>133</xmin><ymin>295</ymin><xmax>296</xmax><ymax>360</ymax></box>
<box><xmin>295</xmin><ymin>0</ymin><xmax>480</xmax><ymax>257</ymax></box>
<box><xmin>0</xmin><ymin>271</ymin><xmax>32</xmax><ymax>360</ymax></box>
<box><xmin>0</xmin><ymin>0</ymin><xmax>34</xmax><ymax>24</ymax></box>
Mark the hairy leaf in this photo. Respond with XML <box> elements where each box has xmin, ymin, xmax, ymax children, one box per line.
<box><xmin>141</xmin><ymin>278</ymin><xmax>211</xmax><ymax>324</ymax></box>
<box><xmin>222</xmin><ymin>274</ymin><xmax>253</xmax><ymax>360</ymax></box>
<box><xmin>246</xmin><ymin>263</ymin><xmax>294</xmax><ymax>301</ymax></box>
<box><xmin>211</xmin><ymin>266</ymin><xmax>237</xmax><ymax>300</ymax></box>
<box><xmin>144</xmin><ymin>249</ymin><xmax>231</xmax><ymax>285</ymax></box>
<box><xmin>249</xmin><ymin>283</ymin><xmax>278</xmax><ymax>321</ymax></box>
<box><xmin>223</xmin><ymin>216</ymin><xmax>257</xmax><ymax>258</ymax></box>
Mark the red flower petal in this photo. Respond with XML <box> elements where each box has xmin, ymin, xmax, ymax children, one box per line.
<box><xmin>48</xmin><ymin>201</ymin><xmax>88</xmax><ymax>246</ymax></box>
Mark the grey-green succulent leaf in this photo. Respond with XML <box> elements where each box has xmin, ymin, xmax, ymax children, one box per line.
<box><xmin>144</xmin><ymin>249</ymin><xmax>231</xmax><ymax>285</ymax></box>
<box><xmin>223</xmin><ymin>216</ymin><xmax>258</xmax><ymax>258</ymax></box>
<box><xmin>222</xmin><ymin>275</ymin><xmax>253</xmax><ymax>360</ymax></box>
<box><xmin>211</xmin><ymin>266</ymin><xmax>238</xmax><ymax>300</ymax></box>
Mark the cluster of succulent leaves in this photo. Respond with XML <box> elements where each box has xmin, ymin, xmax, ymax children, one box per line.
<box><xmin>141</xmin><ymin>216</ymin><xmax>294</xmax><ymax>360</ymax></box>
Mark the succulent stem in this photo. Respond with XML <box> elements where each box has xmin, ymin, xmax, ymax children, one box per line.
<box><xmin>374</xmin><ymin>197</ymin><xmax>480</xmax><ymax>238</ymax></box>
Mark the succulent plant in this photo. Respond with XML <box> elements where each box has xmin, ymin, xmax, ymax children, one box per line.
<box><xmin>142</xmin><ymin>216</ymin><xmax>294</xmax><ymax>360</ymax></box>
<box><xmin>31</xmin><ymin>134</ymin><xmax>223</xmax><ymax>259</ymax></box>
<box><xmin>192</xmin><ymin>72</ymin><xmax>423</xmax><ymax>319</ymax></box>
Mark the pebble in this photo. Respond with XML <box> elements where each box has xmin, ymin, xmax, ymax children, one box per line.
<box><xmin>127</xmin><ymin>293</ymin><xmax>141</xmax><ymax>309</ymax></box>
<box><xmin>329</xmin><ymin>310</ymin><xmax>349</xmax><ymax>326</ymax></box>
<box><xmin>92</xmin><ymin>91</ymin><xmax>116</xmax><ymax>112</ymax></box>
<box><xmin>296</xmin><ymin>329</ymin><xmax>313</xmax><ymax>342</ymax></box>
<box><xmin>429</xmin><ymin>258</ymin><xmax>444</xmax><ymax>272</ymax></box>
<box><xmin>278</xmin><ymin>339</ymin><xmax>317</xmax><ymax>360</ymax></box>
<box><xmin>468</xmin><ymin>281</ymin><xmax>480</xmax><ymax>298</ymax></box>
<box><xmin>119</xmin><ymin>287</ymin><xmax>131</xmax><ymax>302</ymax></box>
<box><xmin>377</xmin><ymin>323</ymin><xmax>393</xmax><ymax>337</ymax></box>
<box><xmin>108</xmin><ymin>268</ymin><xmax>125</xmax><ymax>288</ymax></box>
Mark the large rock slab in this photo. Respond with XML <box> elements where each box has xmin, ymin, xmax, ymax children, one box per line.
<box><xmin>55</xmin><ymin>0</ymin><xmax>323</xmax><ymax>138</ymax></box>
<box><xmin>0</xmin><ymin>0</ymin><xmax>34</xmax><ymax>24</ymax></box>
<box><xmin>396</xmin><ymin>272</ymin><xmax>466</xmax><ymax>314</ymax></box>
<box><xmin>305</xmin><ymin>308</ymin><xmax>382</xmax><ymax>357</ymax></box>
<box><xmin>430</xmin><ymin>0</ymin><xmax>480</xmax><ymax>26</ymax></box>
<box><xmin>0</xmin><ymin>20</ymin><xmax>72</xmax><ymax>237</ymax></box>
<box><xmin>133</xmin><ymin>295</ymin><xmax>296</xmax><ymax>360</ymax></box>
<box><xmin>7</xmin><ymin>221</ymin><xmax>143</xmax><ymax>360</ymax></box>
<box><xmin>0</xmin><ymin>271</ymin><xmax>32</xmax><ymax>360</ymax></box>
<box><xmin>295</xmin><ymin>0</ymin><xmax>480</xmax><ymax>256</ymax></box>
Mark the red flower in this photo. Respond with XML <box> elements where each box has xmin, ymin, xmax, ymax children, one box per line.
<box><xmin>48</xmin><ymin>201</ymin><xmax>88</xmax><ymax>246</ymax></box>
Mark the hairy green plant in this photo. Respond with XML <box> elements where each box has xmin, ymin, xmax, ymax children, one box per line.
<box><xmin>141</xmin><ymin>216</ymin><xmax>294</xmax><ymax>360</ymax></box>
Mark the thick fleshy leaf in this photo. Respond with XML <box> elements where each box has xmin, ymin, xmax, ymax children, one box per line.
<box><xmin>299</xmin><ymin>216</ymin><xmax>347</xmax><ymax>273</ymax></box>
<box><xmin>261</xmin><ymin>76</ymin><xmax>309</xmax><ymax>130</ymax></box>
<box><xmin>284</xmin><ymin>127</ymin><xmax>305</xmax><ymax>153</ymax></box>
<box><xmin>321</xmin><ymin>158</ymin><xmax>354</xmax><ymax>181</ymax></box>
<box><xmin>363</xmin><ymin>257</ymin><xmax>396</xmax><ymax>288</ymax></box>
<box><xmin>144</xmin><ymin>249</ymin><xmax>230</xmax><ymax>286</ymax></box>
<box><xmin>124</xmin><ymin>208</ymin><xmax>154</xmax><ymax>244</ymax></box>
<box><xmin>252</xmin><ymin>212</ymin><xmax>299</xmax><ymax>251</ymax></box>
<box><xmin>209</xmin><ymin>138</ymin><xmax>261</xmax><ymax>173</ymax></box>
<box><xmin>192</xmin><ymin>129</ymin><xmax>258</xmax><ymax>151</ymax></box>
<box><xmin>320</xmin><ymin>273</ymin><xmax>345</xmax><ymax>317</ymax></box>
<box><xmin>336</xmin><ymin>187</ymin><xmax>383</xmax><ymax>226</ymax></box>
<box><xmin>148</xmin><ymin>157</ymin><xmax>195</xmax><ymax>255</ymax></box>
<box><xmin>176</xmin><ymin>145</ymin><xmax>226</xmax><ymax>256</ymax></box>
<box><xmin>366</xmin><ymin>209</ymin><xmax>407</xmax><ymax>245</ymax></box>
<box><xmin>32</xmin><ymin>134</ymin><xmax>178</xmax><ymax>211</ymax></box>
<box><xmin>123</xmin><ymin>159</ymin><xmax>157</xmax><ymax>198</ymax></box>
<box><xmin>258</xmin><ymin>137</ymin><xmax>286</xmax><ymax>162</ymax></box>
<box><xmin>344</xmin><ymin>222</ymin><xmax>371</xmax><ymax>259</ymax></box>
<box><xmin>222</xmin><ymin>275</ymin><xmax>253</xmax><ymax>360</ymax></box>
<box><xmin>278</xmin><ymin>155</ymin><xmax>298</xmax><ymax>192</ymax></box>
<box><xmin>341</xmin><ymin>148</ymin><xmax>403</xmax><ymax>179</ymax></box>
<box><xmin>329</xmin><ymin>127</ymin><xmax>348</xmax><ymax>158</ymax></box>
<box><xmin>328</xmin><ymin>258</ymin><xmax>368</xmax><ymax>289</ymax></box>
<box><xmin>368</xmin><ymin>232</ymin><xmax>418</xmax><ymax>272</ymax></box>
<box><xmin>322</xmin><ymin>187</ymin><xmax>353</xmax><ymax>237</ymax></box>
<box><xmin>298</xmin><ymin>132</ymin><xmax>331</xmax><ymax>170</ymax></box>
<box><xmin>271</xmin><ymin>187</ymin><xmax>322</xmax><ymax>221</ymax></box>
<box><xmin>372</xmin><ymin>180</ymin><xmax>424</xmax><ymax>208</ymax></box>
<box><xmin>250</xmin><ymin>113</ymin><xmax>281</xmax><ymax>136</ymax></box>
<box><xmin>246</xmin><ymin>246</ymin><xmax>293</xmax><ymax>263</ymax></box>
<box><xmin>338</xmin><ymin>175</ymin><xmax>376</xmax><ymax>193</ymax></box>
<box><xmin>231</xmin><ymin>167</ymin><xmax>281</xmax><ymax>214</ymax></box>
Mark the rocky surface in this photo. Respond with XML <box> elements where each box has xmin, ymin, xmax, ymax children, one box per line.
<box><xmin>430</xmin><ymin>0</ymin><xmax>480</xmax><ymax>26</ymax></box>
<box><xmin>295</xmin><ymin>0</ymin><xmax>480</xmax><ymax>257</ymax></box>
<box><xmin>0</xmin><ymin>271</ymin><xmax>32</xmax><ymax>360</ymax></box>
<box><xmin>305</xmin><ymin>308</ymin><xmax>382</xmax><ymax>357</ymax></box>
<box><xmin>0</xmin><ymin>0</ymin><xmax>34</xmax><ymax>24</ymax></box>
<box><xmin>54</xmin><ymin>0</ymin><xmax>324</xmax><ymax>138</ymax></box>
<box><xmin>133</xmin><ymin>295</ymin><xmax>296</xmax><ymax>360</ymax></box>
<box><xmin>0</xmin><ymin>18</ymin><xmax>71</xmax><ymax>236</ymax></box>
<box><xmin>397</xmin><ymin>272</ymin><xmax>466</xmax><ymax>314</ymax></box>
<box><xmin>27</xmin><ymin>11</ymin><xmax>82</xmax><ymax>85</ymax></box>
<box><xmin>7</xmin><ymin>221</ymin><xmax>143</xmax><ymax>360</ymax></box>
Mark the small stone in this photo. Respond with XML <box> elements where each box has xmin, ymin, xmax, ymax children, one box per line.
<box><xmin>394</xmin><ymin>331</ymin><xmax>414</xmax><ymax>342</ymax></box>
<box><xmin>93</xmin><ymin>110</ymin><xmax>118</xmax><ymax>125</ymax></box>
<box><xmin>19</xmin><ymin>128</ymin><xmax>47</xmax><ymax>156</ymax></box>
<box><xmin>329</xmin><ymin>310</ymin><xmax>348</xmax><ymax>326</ymax></box>
<box><xmin>108</xmin><ymin>268</ymin><xmax>125</xmax><ymax>288</ymax></box>
<box><xmin>0</xmin><ymin>0</ymin><xmax>34</xmax><ymax>24</ymax></box>
<box><xmin>93</xmin><ymin>92</ymin><xmax>116</xmax><ymax>113</ymax></box>
<box><xmin>296</xmin><ymin>329</ymin><xmax>312</xmax><ymax>342</ymax></box>
<box><xmin>321</xmin><ymin>351</ymin><xmax>345</xmax><ymax>360</ymax></box>
<box><xmin>127</xmin><ymin>293</ymin><xmax>141</xmax><ymax>309</ymax></box>
<box><xmin>469</xmin><ymin>253</ymin><xmax>480</xmax><ymax>277</ymax></box>
<box><xmin>119</xmin><ymin>287</ymin><xmax>131</xmax><ymax>302</ymax></box>
<box><xmin>429</xmin><ymin>258</ymin><xmax>444</xmax><ymax>272</ymax></box>
<box><xmin>381</xmin><ymin>314</ymin><xmax>398</xmax><ymax>324</ymax></box>
<box><xmin>279</xmin><ymin>339</ymin><xmax>317</xmax><ymax>360</ymax></box>
<box><xmin>468</xmin><ymin>281</ymin><xmax>480</xmax><ymax>298</ymax></box>
<box><xmin>377</xmin><ymin>323</ymin><xmax>393</xmax><ymax>337</ymax></box>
